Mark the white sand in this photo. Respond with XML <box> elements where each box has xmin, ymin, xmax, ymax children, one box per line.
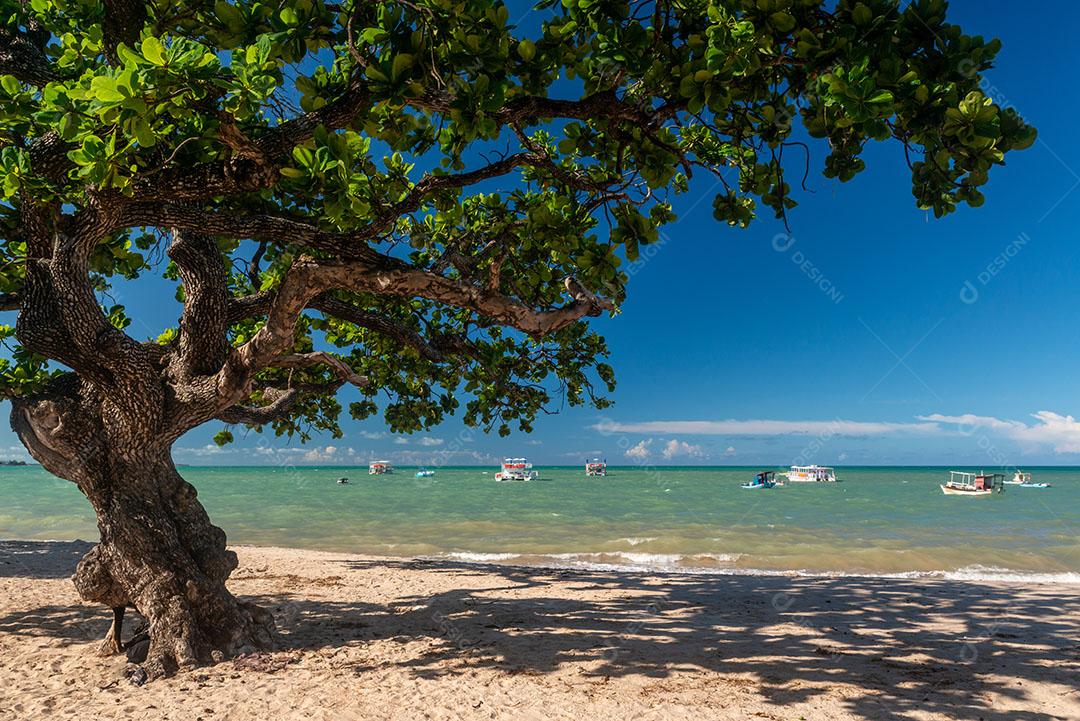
<box><xmin>1</xmin><ymin>540</ymin><xmax>1078</xmax><ymax>720</ymax></box>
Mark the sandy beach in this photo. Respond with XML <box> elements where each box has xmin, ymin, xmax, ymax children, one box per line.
<box><xmin>1</xmin><ymin>540</ymin><xmax>1078</xmax><ymax>721</ymax></box>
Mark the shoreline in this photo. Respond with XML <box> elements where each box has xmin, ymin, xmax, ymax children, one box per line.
<box><xmin>2</xmin><ymin>540</ymin><xmax>1080</xmax><ymax>719</ymax></box>
<box><xmin>5</xmin><ymin>537</ymin><xmax>1080</xmax><ymax>586</ymax></box>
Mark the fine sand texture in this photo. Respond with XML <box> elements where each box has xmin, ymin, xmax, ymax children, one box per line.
<box><xmin>1</xmin><ymin>540</ymin><xmax>1078</xmax><ymax>720</ymax></box>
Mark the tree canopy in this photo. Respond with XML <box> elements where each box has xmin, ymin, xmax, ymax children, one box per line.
<box><xmin>0</xmin><ymin>0</ymin><xmax>1035</xmax><ymax>442</ymax></box>
<box><xmin>0</xmin><ymin>0</ymin><xmax>1037</xmax><ymax>681</ymax></box>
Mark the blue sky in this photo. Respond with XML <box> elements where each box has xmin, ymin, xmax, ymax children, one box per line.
<box><xmin>4</xmin><ymin>1</ymin><xmax>1080</xmax><ymax>468</ymax></box>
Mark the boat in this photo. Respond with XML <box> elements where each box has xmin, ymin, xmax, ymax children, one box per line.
<box><xmin>784</xmin><ymin>465</ymin><xmax>837</xmax><ymax>483</ymax></box>
<box><xmin>1005</xmin><ymin>470</ymin><xmax>1032</xmax><ymax>485</ymax></box>
<box><xmin>940</xmin><ymin>471</ymin><xmax>1005</xmax><ymax>496</ymax></box>
<box><xmin>368</xmin><ymin>460</ymin><xmax>394</xmax><ymax>475</ymax></box>
<box><xmin>1003</xmin><ymin>470</ymin><xmax>1049</xmax><ymax>487</ymax></box>
<box><xmin>495</xmin><ymin>458</ymin><xmax>539</xmax><ymax>482</ymax></box>
<box><xmin>337</xmin><ymin>477</ymin><xmax>349</xmax><ymax>484</ymax></box>
<box><xmin>741</xmin><ymin>471</ymin><xmax>776</xmax><ymax>489</ymax></box>
<box><xmin>585</xmin><ymin>458</ymin><xmax>607</xmax><ymax>477</ymax></box>
<box><xmin>415</xmin><ymin>469</ymin><xmax>435</xmax><ymax>478</ymax></box>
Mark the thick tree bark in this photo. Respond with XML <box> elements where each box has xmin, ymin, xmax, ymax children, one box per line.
<box><xmin>10</xmin><ymin>381</ymin><xmax>274</xmax><ymax>679</ymax></box>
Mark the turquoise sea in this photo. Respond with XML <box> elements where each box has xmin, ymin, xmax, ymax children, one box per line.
<box><xmin>2</xmin><ymin>465</ymin><xmax>1079</xmax><ymax>581</ymax></box>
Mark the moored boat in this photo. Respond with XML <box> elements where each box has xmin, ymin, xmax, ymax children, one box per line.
<box><xmin>784</xmin><ymin>465</ymin><xmax>837</xmax><ymax>482</ymax></box>
<box><xmin>1005</xmin><ymin>470</ymin><xmax>1049</xmax><ymax>487</ymax></box>
<box><xmin>940</xmin><ymin>471</ymin><xmax>1004</xmax><ymax>496</ymax></box>
<box><xmin>495</xmin><ymin>458</ymin><xmax>539</xmax><ymax>482</ymax></box>
<box><xmin>1005</xmin><ymin>470</ymin><xmax>1031</xmax><ymax>485</ymax></box>
<box><xmin>415</xmin><ymin>469</ymin><xmax>435</xmax><ymax>478</ymax></box>
<box><xmin>741</xmin><ymin>471</ymin><xmax>776</xmax><ymax>489</ymax></box>
<box><xmin>585</xmin><ymin>458</ymin><xmax>607</xmax><ymax>477</ymax></box>
<box><xmin>368</xmin><ymin>460</ymin><xmax>394</xmax><ymax>475</ymax></box>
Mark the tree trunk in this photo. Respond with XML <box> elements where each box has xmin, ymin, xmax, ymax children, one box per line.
<box><xmin>11</xmin><ymin>383</ymin><xmax>274</xmax><ymax>679</ymax></box>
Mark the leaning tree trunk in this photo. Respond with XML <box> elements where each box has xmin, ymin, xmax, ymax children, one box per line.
<box><xmin>10</xmin><ymin>379</ymin><xmax>274</xmax><ymax>678</ymax></box>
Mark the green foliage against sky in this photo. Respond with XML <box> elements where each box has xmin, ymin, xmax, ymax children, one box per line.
<box><xmin>0</xmin><ymin>0</ymin><xmax>1035</xmax><ymax>440</ymax></box>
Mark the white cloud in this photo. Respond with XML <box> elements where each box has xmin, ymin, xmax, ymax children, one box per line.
<box><xmin>174</xmin><ymin>444</ymin><xmax>224</xmax><ymax>457</ymax></box>
<box><xmin>358</xmin><ymin>430</ymin><xmax>386</xmax><ymax>440</ymax></box>
<box><xmin>723</xmin><ymin>446</ymin><xmax>736</xmax><ymax>457</ymax></box>
<box><xmin>625</xmin><ymin>440</ymin><xmax>652</xmax><ymax>460</ymax></box>
<box><xmin>417</xmin><ymin>437</ymin><xmax>444</xmax><ymax>447</ymax></box>
<box><xmin>393</xmin><ymin>437</ymin><xmax>410</xmax><ymax>445</ymax></box>
<box><xmin>302</xmin><ymin>445</ymin><xmax>338</xmax><ymax>462</ymax></box>
<box><xmin>661</xmin><ymin>439</ymin><xmax>705</xmax><ymax>460</ymax></box>
<box><xmin>923</xmin><ymin>411</ymin><xmax>1080</xmax><ymax>453</ymax></box>
<box><xmin>595</xmin><ymin>419</ymin><xmax>938</xmax><ymax>436</ymax></box>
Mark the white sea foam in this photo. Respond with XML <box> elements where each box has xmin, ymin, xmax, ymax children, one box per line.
<box><xmin>431</xmin><ymin>553</ymin><xmax>1080</xmax><ymax>584</ymax></box>
<box><xmin>618</xmin><ymin>537</ymin><xmax>659</xmax><ymax>546</ymax></box>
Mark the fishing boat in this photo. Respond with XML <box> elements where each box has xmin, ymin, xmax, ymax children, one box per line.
<box><xmin>585</xmin><ymin>458</ymin><xmax>607</xmax><ymax>477</ymax></box>
<box><xmin>940</xmin><ymin>471</ymin><xmax>1004</xmax><ymax>496</ymax></box>
<box><xmin>368</xmin><ymin>460</ymin><xmax>394</xmax><ymax>475</ymax></box>
<box><xmin>495</xmin><ymin>458</ymin><xmax>539</xmax><ymax>482</ymax></box>
<box><xmin>741</xmin><ymin>471</ymin><xmax>776</xmax><ymax>489</ymax></box>
<box><xmin>337</xmin><ymin>477</ymin><xmax>349</xmax><ymax>484</ymax></box>
<box><xmin>415</xmin><ymin>469</ymin><xmax>435</xmax><ymax>478</ymax></box>
<box><xmin>1005</xmin><ymin>470</ymin><xmax>1031</xmax><ymax>485</ymax></box>
<box><xmin>1004</xmin><ymin>470</ymin><xmax>1049</xmax><ymax>487</ymax></box>
<box><xmin>784</xmin><ymin>465</ymin><xmax>837</xmax><ymax>483</ymax></box>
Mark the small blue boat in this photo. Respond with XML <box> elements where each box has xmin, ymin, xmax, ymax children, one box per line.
<box><xmin>1018</xmin><ymin>482</ymin><xmax>1050</xmax><ymax>488</ymax></box>
<box><xmin>741</xmin><ymin>471</ymin><xmax>776</xmax><ymax>489</ymax></box>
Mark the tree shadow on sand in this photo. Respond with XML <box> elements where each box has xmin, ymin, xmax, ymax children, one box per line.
<box><xmin>268</xmin><ymin>559</ymin><xmax>1080</xmax><ymax>721</ymax></box>
<box><xmin>2</xmin><ymin>543</ymin><xmax>1078</xmax><ymax>720</ymax></box>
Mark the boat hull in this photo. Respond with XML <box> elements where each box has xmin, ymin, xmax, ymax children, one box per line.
<box><xmin>940</xmin><ymin>484</ymin><xmax>993</xmax><ymax>496</ymax></box>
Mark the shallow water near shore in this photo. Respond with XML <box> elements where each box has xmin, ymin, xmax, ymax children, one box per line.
<box><xmin>2</xmin><ymin>465</ymin><xmax>1079</xmax><ymax>581</ymax></box>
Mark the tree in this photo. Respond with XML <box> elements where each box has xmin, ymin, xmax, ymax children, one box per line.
<box><xmin>0</xmin><ymin>0</ymin><xmax>1033</xmax><ymax>678</ymax></box>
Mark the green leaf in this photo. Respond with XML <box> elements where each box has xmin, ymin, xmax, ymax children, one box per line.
<box><xmin>770</xmin><ymin>12</ymin><xmax>796</xmax><ymax>33</ymax></box>
<box><xmin>391</xmin><ymin>54</ymin><xmax>414</xmax><ymax>82</ymax></box>
<box><xmin>852</xmin><ymin>3</ymin><xmax>873</xmax><ymax>26</ymax></box>
<box><xmin>517</xmin><ymin>39</ymin><xmax>536</xmax><ymax>62</ymax></box>
<box><xmin>90</xmin><ymin>76</ymin><xmax>124</xmax><ymax>103</ymax></box>
<box><xmin>141</xmin><ymin>37</ymin><xmax>167</xmax><ymax>66</ymax></box>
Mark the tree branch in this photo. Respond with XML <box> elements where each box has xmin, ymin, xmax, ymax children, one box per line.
<box><xmin>0</xmin><ymin>21</ymin><xmax>57</xmax><ymax>87</ymax></box>
<box><xmin>268</xmin><ymin>351</ymin><xmax>369</xmax><ymax>388</ymax></box>
<box><xmin>167</xmin><ymin>230</ymin><xmax>230</xmax><ymax>376</ymax></box>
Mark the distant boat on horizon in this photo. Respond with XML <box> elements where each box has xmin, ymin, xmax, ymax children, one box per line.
<box><xmin>495</xmin><ymin>458</ymin><xmax>539</xmax><ymax>482</ymax></box>
<box><xmin>784</xmin><ymin>465</ymin><xmax>837</xmax><ymax>483</ymax></box>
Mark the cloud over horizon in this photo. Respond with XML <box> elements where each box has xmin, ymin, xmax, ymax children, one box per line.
<box><xmin>599</xmin><ymin>411</ymin><xmax>1080</xmax><ymax>456</ymax></box>
<box><xmin>596</xmin><ymin>418</ymin><xmax>939</xmax><ymax>437</ymax></box>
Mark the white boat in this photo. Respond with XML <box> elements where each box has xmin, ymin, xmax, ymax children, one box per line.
<box><xmin>940</xmin><ymin>471</ymin><xmax>1004</xmax><ymax>496</ymax></box>
<box><xmin>1005</xmin><ymin>470</ymin><xmax>1031</xmax><ymax>485</ymax></box>
<box><xmin>1004</xmin><ymin>470</ymin><xmax>1049</xmax><ymax>487</ymax></box>
<box><xmin>585</xmin><ymin>458</ymin><xmax>607</xmax><ymax>477</ymax></box>
<box><xmin>368</xmin><ymin>460</ymin><xmax>394</xmax><ymax>475</ymax></box>
<box><xmin>784</xmin><ymin>465</ymin><xmax>837</xmax><ymax>483</ymax></box>
<box><xmin>415</xmin><ymin>469</ymin><xmax>435</xmax><ymax>478</ymax></box>
<box><xmin>337</xmin><ymin>477</ymin><xmax>349</xmax><ymax>485</ymax></box>
<box><xmin>495</xmin><ymin>458</ymin><xmax>539</xmax><ymax>482</ymax></box>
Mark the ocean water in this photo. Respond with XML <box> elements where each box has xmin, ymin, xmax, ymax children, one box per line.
<box><xmin>2</xmin><ymin>465</ymin><xmax>1079</xmax><ymax>582</ymax></box>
